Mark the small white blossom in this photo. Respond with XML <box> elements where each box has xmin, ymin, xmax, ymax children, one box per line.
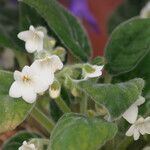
<box><xmin>126</xmin><ymin>117</ymin><xmax>150</xmax><ymax>140</ymax></box>
<box><xmin>31</xmin><ymin>55</ymin><xmax>63</xmax><ymax>85</ymax></box>
<box><xmin>18</xmin><ymin>25</ymin><xmax>44</xmax><ymax>53</ymax></box>
<box><xmin>49</xmin><ymin>80</ymin><xmax>61</xmax><ymax>99</ymax></box>
<box><xmin>140</xmin><ymin>2</ymin><xmax>150</xmax><ymax>18</ymax></box>
<box><xmin>83</xmin><ymin>64</ymin><xmax>103</xmax><ymax>79</ymax></box>
<box><xmin>122</xmin><ymin>96</ymin><xmax>145</xmax><ymax>124</ymax></box>
<box><xmin>18</xmin><ymin>141</ymin><xmax>36</xmax><ymax>150</ymax></box>
<box><xmin>9</xmin><ymin>66</ymin><xmax>49</xmax><ymax>103</ymax></box>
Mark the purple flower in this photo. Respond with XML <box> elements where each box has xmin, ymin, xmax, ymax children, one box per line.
<box><xmin>69</xmin><ymin>0</ymin><xmax>99</xmax><ymax>33</ymax></box>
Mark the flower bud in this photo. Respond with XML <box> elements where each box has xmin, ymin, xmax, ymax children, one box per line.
<box><xmin>49</xmin><ymin>80</ymin><xmax>61</xmax><ymax>99</ymax></box>
<box><xmin>52</xmin><ymin>46</ymin><xmax>66</xmax><ymax>61</ymax></box>
<box><xmin>82</xmin><ymin>63</ymin><xmax>103</xmax><ymax>79</ymax></box>
<box><xmin>71</xmin><ymin>87</ymin><xmax>81</xmax><ymax>97</ymax></box>
<box><xmin>44</xmin><ymin>36</ymin><xmax>56</xmax><ymax>50</ymax></box>
<box><xmin>83</xmin><ymin>64</ymin><xmax>96</xmax><ymax>74</ymax></box>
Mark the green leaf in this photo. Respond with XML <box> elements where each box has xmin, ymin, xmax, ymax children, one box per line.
<box><xmin>0</xmin><ymin>70</ymin><xmax>34</xmax><ymax>133</ymax></box>
<box><xmin>48</xmin><ymin>113</ymin><xmax>117</xmax><ymax>150</ymax></box>
<box><xmin>21</xmin><ymin>0</ymin><xmax>92</xmax><ymax>61</ymax></box>
<box><xmin>107</xmin><ymin>0</ymin><xmax>148</xmax><ymax>34</ymax></box>
<box><xmin>1</xmin><ymin>131</ymin><xmax>41</xmax><ymax>150</ymax></box>
<box><xmin>19</xmin><ymin>3</ymin><xmax>45</xmax><ymax>30</ymax></box>
<box><xmin>113</xmin><ymin>51</ymin><xmax>150</xmax><ymax>95</ymax></box>
<box><xmin>105</xmin><ymin>18</ymin><xmax>150</xmax><ymax>75</ymax></box>
<box><xmin>78</xmin><ymin>78</ymin><xmax>144</xmax><ymax>120</ymax></box>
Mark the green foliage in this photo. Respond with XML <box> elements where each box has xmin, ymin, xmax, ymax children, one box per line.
<box><xmin>1</xmin><ymin>131</ymin><xmax>41</xmax><ymax>150</ymax></box>
<box><xmin>105</xmin><ymin>18</ymin><xmax>150</xmax><ymax>75</ymax></box>
<box><xmin>19</xmin><ymin>3</ymin><xmax>45</xmax><ymax>30</ymax></box>
<box><xmin>0</xmin><ymin>70</ymin><xmax>34</xmax><ymax>133</ymax></box>
<box><xmin>108</xmin><ymin>0</ymin><xmax>149</xmax><ymax>34</ymax></box>
<box><xmin>48</xmin><ymin>113</ymin><xmax>117</xmax><ymax>150</ymax></box>
<box><xmin>78</xmin><ymin>78</ymin><xmax>144</xmax><ymax>120</ymax></box>
<box><xmin>21</xmin><ymin>0</ymin><xmax>92</xmax><ymax>61</ymax></box>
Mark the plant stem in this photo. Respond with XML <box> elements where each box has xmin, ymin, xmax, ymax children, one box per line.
<box><xmin>55</xmin><ymin>96</ymin><xmax>71</xmax><ymax>113</ymax></box>
<box><xmin>80</xmin><ymin>95</ymin><xmax>88</xmax><ymax>114</ymax></box>
<box><xmin>31</xmin><ymin>107</ymin><xmax>55</xmax><ymax>133</ymax></box>
<box><xmin>104</xmin><ymin>71</ymin><xmax>112</xmax><ymax>83</ymax></box>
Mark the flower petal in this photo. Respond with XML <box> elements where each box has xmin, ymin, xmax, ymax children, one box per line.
<box><xmin>25</xmin><ymin>40</ymin><xmax>37</xmax><ymax>53</ymax></box>
<box><xmin>14</xmin><ymin>70</ymin><xmax>22</xmax><ymax>81</ymax></box>
<box><xmin>33</xmin><ymin>76</ymin><xmax>49</xmax><ymax>93</ymax></box>
<box><xmin>22</xmin><ymin>85</ymin><xmax>37</xmax><ymax>103</ymax></box>
<box><xmin>133</xmin><ymin>129</ymin><xmax>140</xmax><ymax>140</ymax></box>
<box><xmin>31</xmin><ymin>60</ymin><xmax>54</xmax><ymax>85</ymax></box>
<box><xmin>135</xmin><ymin>96</ymin><xmax>145</xmax><ymax>106</ymax></box>
<box><xmin>122</xmin><ymin>105</ymin><xmax>138</xmax><ymax>124</ymax></box>
<box><xmin>84</xmin><ymin>65</ymin><xmax>103</xmax><ymax>78</ymax></box>
<box><xmin>29</xmin><ymin>25</ymin><xmax>35</xmax><ymax>31</ymax></box>
<box><xmin>22</xmin><ymin>65</ymin><xmax>34</xmax><ymax>77</ymax></box>
<box><xmin>26</xmin><ymin>35</ymin><xmax>43</xmax><ymax>53</ymax></box>
<box><xmin>143</xmin><ymin>117</ymin><xmax>150</xmax><ymax>134</ymax></box>
<box><xmin>50</xmin><ymin>55</ymin><xmax>63</xmax><ymax>72</ymax></box>
<box><xmin>9</xmin><ymin>81</ymin><xmax>22</xmax><ymax>98</ymax></box>
<box><xmin>37</xmin><ymin>31</ymin><xmax>44</xmax><ymax>39</ymax></box>
<box><xmin>126</xmin><ymin>125</ymin><xmax>135</xmax><ymax>137</ymax></box>
<box><xmin>17</xmin><ymin>30</ymin><xmax>34</xmax><ymax>42</ymax></box>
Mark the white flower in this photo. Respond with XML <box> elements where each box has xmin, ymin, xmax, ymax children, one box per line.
<box><xmin>126</xmin><ymin>117</ymin><xmax>150</xmax><ymax>140</ymax></box>
<box><xmin>82</xmin><ymin>64</ymin><xmax>103</xmax><ymax>79</ymax></box>
<box><xmin>18</xmin><ymin>141</ymin><xmax>36</xmax><ymax>150</ymax></box>
<box><xmin>49</xmin><ymin>80</ymin><xmax>61</xmax><ymax>99</ymax></box>
<box><xmin>140</xmin><ymin>2</ymin><xmax>150</xmax><ymax>18</ymax></box>
<box><xmin>9</xmin><ymin>66</ymin><xmax>49</xmax><ymax>103</ymax></box>
<box><xmin>31</xmin><ymin>55</ymin><xmax>63</xmax><ymax>85</ymax></box>
<box><xmin>18</xmin><ymin>25</ymin><xmax>44</xmax><ymax>53</ymax></box>
<box><xmin>122</xmin><ymin>96</ymin><xmax>145</xmax><ymax>124</ymax></box>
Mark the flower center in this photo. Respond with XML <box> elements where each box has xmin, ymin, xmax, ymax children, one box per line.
<box><xmin>22</xmin><ymin>75</ymin><xmax>31</xmax><ymax>82</ymax></box>
<box><xmin>33</xmin><ymin>32</ymin><xmax>40</xmax><ymax>40</ymax></box>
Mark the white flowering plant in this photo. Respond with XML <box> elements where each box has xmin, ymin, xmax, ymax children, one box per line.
<box><xmin>0</xmin><ymin>0</ymin><xmax>150</xmax><ymax>150</ymax></box>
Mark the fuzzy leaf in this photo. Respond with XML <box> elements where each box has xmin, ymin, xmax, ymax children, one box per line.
<box><xmin>105</xmin><ymin>18</ymin><xmax>150</xmax><ymax>75</ymax></box>
<box><xmin>48</xmin><ymin>113</ymin><xmax>117</xmax><ymax>150</ymax></box>
<box><xmin>78</xmin><ymin>78</ymin><xmax>144</xmax><ymax>120</ymax></box>
<box><xmin>0</xmin><ymin>70</ymin><xmax>34</xmax><ymax>133</ymax></box>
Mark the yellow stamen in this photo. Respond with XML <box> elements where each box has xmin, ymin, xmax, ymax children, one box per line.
<box><xmin>22</xmin><ymin>75</ymin><xmax>30</xmax><ymax>82</ymax></box>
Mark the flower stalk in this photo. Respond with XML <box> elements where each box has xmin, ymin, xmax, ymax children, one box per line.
<box><xmin>55</xmin><ymin>96</ymin><xmax>71</xmax><ymax>113</ymax></box>
<box><xmin>31</xmin><ymin>107</ymin><xmax>55</xmax><ymax>133</ymax></box>
<box><xmin>80</xmin><ymin>95</ymin><xmax>88</xmax><ymax>114</ymax></box>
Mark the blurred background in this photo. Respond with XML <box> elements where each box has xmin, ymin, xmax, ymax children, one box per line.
<box><xmin>60</xmin><ymin>0</ymin><xmax>123</xmax><ymax>56</ymax></box>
